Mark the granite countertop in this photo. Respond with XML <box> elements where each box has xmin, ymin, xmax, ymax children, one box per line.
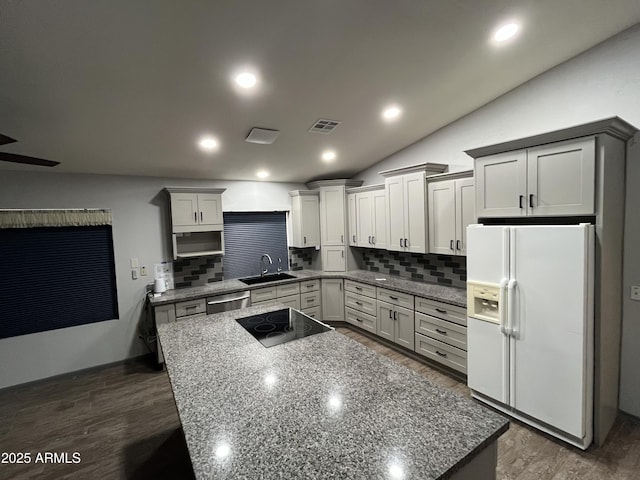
<box><xmin>150</xmin><ymin>269</ymin><xmax>466</xmax><ymax>308</ymax></box>
<box><xmin>158</xmin><ymin>304</ymin><xmax>508</xmax><ymax>480</ymax></box>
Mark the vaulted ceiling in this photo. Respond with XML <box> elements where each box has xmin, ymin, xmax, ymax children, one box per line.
<box><xmin>1</xmin><ymin>1</ymin><xmax>639</xmax><ymax>182</ymax></box>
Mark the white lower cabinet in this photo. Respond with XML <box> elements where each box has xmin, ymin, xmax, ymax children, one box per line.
<box><xmin>414</xmin><ymin>296</ymin><xmax>467</xmax><ymax>374</ymax></box>
<box><xmin>376</xmin><ymin>300</ymin><xmax>414</xmax><ymax>350</ymax></box>
<box><xmin>321</xmin><ymin>279</ymin><xmax>344</xmax><ymax>321</ymax></box>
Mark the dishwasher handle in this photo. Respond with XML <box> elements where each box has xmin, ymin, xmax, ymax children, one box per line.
<box><xmin>207</xmin><ymin>293</ymin><xmax>250</xmax><ymax>305</ymax></box>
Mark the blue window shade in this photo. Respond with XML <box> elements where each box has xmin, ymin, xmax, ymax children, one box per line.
<box><xmin>223</xmin><ymin>212</ymin><xmax>288</xmax><ymax>279</ymax></box>
<box><xmin>0</xmin><ymin>226</ymin><xmax>119</xmax><ymax>339</ymax></box>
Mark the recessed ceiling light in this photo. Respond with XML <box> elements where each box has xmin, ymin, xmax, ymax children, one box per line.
<box><xmin>321</xmin><ymin>150</ymin><xmax>336</xmax><ymax>162</ymax></box>
<box><xmin>493</xmin><ymin>22</ymin><xmax>520</xmax><ymax>43</ymax></box>
<box><xmin>235</xmin><ymin>72</ymin><xmax>257</xmax><ymax>89</ymax></box>
<box><xmin>382</xmin><ymin>106</ymin><xmax>402</xmax><ymax>121</ymax></box>
<box><xmin>256</xmin><ymin>170</ymin><xmax>269</xmax><ymax>179</ymax></box>
<box><xmin>198</xmin><ymin>136</ymin><xmax>219</xmax><ymax>152</ymax></box>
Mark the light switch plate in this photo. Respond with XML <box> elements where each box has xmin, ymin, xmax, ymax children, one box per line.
<box><xmin>631</xmin><ymin>286</ymin><xmax>640</xmax><ymax>301</ymax></box>
<box><xmin>130</xmin><ymin>258</ymin><xmax>139</xmax><ymax>268</ymax></box>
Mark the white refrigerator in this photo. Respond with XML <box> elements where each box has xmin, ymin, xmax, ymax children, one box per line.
<box><xmin>466</xmin><ymin>224</ymin><xmax>594</xmax><ymax>449</ymax></box>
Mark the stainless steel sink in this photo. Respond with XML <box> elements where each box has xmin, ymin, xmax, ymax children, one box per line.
<box><xmin>239</xmin><ymin>273</ymin><xmax>296</xmax><ymax>285</ymax></box>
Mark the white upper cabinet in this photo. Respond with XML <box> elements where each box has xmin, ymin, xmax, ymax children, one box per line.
<box><xmin>474</xmin><ymin>136</ymin><xmax>595</xmax><ymax>218</ymax></box>
<box><xmin>381</xmin><ymin>163</ymin><xmax>447</xmax><ymax>254</ymax></box>
<box><xmin>427</xmin><ymin>172</ymin><xmax>475</xmax><ymax>256</ymax></box>
<box><xmin>289</xmin><ymin>190</ymin><xmax>320</xmax><ymax>248</ymax></box>
<box><xmin>347</xmin><ymin>193</ymin><xmax>357</xmax><ymax>246</ymax></box>
<box><xmin>170</xmin><ymin>191</ymin><xmax>223</xmax><ymax>230</ymax></box>
<box><xmin>347</xmin><ymin>185</ymin><xmax>387</xmax><ymax>250</ymax></box>
<box><xmin>319</xmin><ymin>185</ymin><xmax>346</xmax><ymax>246</ymax></box>
<box><xmin>165</xmin><ymin>188</ymin><xmax>226</xmax><ymax>259</ymax></box>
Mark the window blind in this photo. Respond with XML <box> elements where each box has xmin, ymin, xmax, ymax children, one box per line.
<box><xmin>0</xmin><ymin>225</ymin><xmax>119</xmax><ymax>339</ymax></box>
<box><xmin>223</xmin><ymin>212</ymin><xmax>288</xmax><ymax>279</ymax></box>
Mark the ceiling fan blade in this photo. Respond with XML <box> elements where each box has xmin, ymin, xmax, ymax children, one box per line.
<box><xmin>0</xmin><ymin>133</ymin><xmax>18</xmax><ymax>146</ymax></box>
<box><xmin>0</xmin><ymin>152</ymin><xmax>60</xmax><ymax>167</ymax></box>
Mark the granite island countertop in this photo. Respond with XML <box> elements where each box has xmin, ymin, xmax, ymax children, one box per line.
<box><xmin>157</xmin><ymin>303</ymin><xmax>508</xmax><ymax>480</ymax></box>
<box><xmin>150</xmin><ymin>269</ymin><xmax>466</xmax><ymax>308</ymax></box>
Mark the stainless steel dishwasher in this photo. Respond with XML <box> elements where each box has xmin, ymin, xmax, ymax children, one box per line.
<box><xmin>206</xmin><ymin>291</ymin><xmax>251</xmax><ymax>314</ymax></box>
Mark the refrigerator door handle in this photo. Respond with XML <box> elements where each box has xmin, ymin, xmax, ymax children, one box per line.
<box><xmin>499</xmin><ymin>278</ymin><xmax>509</xmax><ymax>336</ymax></box>
<box><xmin>507</xmin><ymin>278</ymin><xmax>518</xmax><ymax>338</ymax></box>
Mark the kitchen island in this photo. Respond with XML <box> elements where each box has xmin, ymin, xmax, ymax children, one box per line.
<box><xmin>157</xmin><ymin>304</ymin><xmax>508</xmax><ymax>479</ymax></box>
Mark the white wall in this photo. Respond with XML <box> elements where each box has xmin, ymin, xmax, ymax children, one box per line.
<box><xmin>0</xmin><ymin>170</ymin><xmax>304</xmax><ymax>388</ymax></box>
<box><xmin>355</xmin><ymin>24</ymin><xmax>640</xmax><ymax>416</ymax></box>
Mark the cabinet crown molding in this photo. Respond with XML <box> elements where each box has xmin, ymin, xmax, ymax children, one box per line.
<box><xmin>426</xmin><ymin>169</ymin><xmax>473</xmax><ymax>182</ymax></box>
<box><xmin>346</xmin><ymin>183</ymin><xmax>385</xmax><ymax>194</ymax></box>
<box><xmin>465</xmin><ymin>116</ymin><xmax>638</xmax><ymax>159</ymax></box>
<box><xmin>379</xmin><ymin>162</ymin><xmax>448</xmax><ymax>177</ymax></box>
<box><xmin>289</xmin><ymin>189</ymin><xmax>320</xmax><ymax>197</ymax></box>
<box><xmin>165</xmin><ymin>187</ymin><xmax>226</xmax><ymax>195</ymax></box>
<box><xmin>306</xmin><ymin>179</ymin><xmax>363</xmax><ymax>189</ymax></box>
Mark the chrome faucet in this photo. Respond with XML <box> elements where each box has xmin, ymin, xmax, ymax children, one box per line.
<box><xmin>277</xmin><ymin>257</ymin><xmax>283</xmax><ymax>273</ymax></box>
<box><xmin>260</xmin><ymin>253</ymin><xmax>273</xmax><ymax>277</ymax></box>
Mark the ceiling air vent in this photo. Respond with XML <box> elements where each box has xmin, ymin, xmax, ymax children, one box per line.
<box><xmin>308</xmin><ymin>119</ymin><xmax>341</xmax><ymax>134</ymax></box>
<box><xmin>245</xmin><ymin>128</ymin><xmax>280</xmax><ymax>145</ymax></box>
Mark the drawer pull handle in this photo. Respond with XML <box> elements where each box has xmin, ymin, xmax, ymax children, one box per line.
<box><xmin>389</xmin><ymin>296</ymin><xmax>398</xmax><ymax>301</ymax></box>
<box><xmin>356</xmin><ymin>317</ymin><xmax>363</xmax><ymax>322</ymax></box>
<box><xmin>435</xmin><ymin>328</ymin><xmax>448</xmax><ymax>335</ymax></box>
<box><xmin>436</xmin><ymin>350</ymin><xmax>447</xmax><ymax>358</ymax></box>
<box><xmin>186</xmin><ymin>305</ymin><xmax>198</xmax><ymax>310</ymax></box>
<box><xmin>435</xmin><ymin>308</ymin><xmax>447</xmax><ymax>314</ymax></box>
<box><xmin>306</xmin><ymin>285</ymin><xmax>313</xmax><ymax>288</ymax></box>
<box><xmin>306</xmin><ymin>298</ymin><xmax>314</xmax><ymax>302</ymax></box>
<box><xmin>393</xmin><ymin>311</ymin><xmax>397</xmax><ymax>321</ymax></box>
<box><xmin>355</xmin><ymin>301</ymin><xmax>362</xmax><ymax>306</ymax></box>
<box><xmin>355</xmin><ymin>286</ymin><xmax>362</xmax><ymax>290</ymax></box>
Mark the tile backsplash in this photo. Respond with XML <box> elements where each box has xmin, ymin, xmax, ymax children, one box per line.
<box><xmin>173</xmin><ymin>256</ymin><xmax>224</xmax><ymax>288</ymax></box>
<box><xmin>357</xmin><ymin>248</ymin><xmax>466</xmax><ymax>288</ymax></box>
<box><xmin>289</xmin><ymin>247</ymin><xmax>317</xmax><ymax>271</ymax></box>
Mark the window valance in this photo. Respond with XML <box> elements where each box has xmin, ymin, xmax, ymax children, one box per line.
<box><xmin>0</xmin><ymin>209</ymin><xmax>112</xmax><ymax>228</ymax></box>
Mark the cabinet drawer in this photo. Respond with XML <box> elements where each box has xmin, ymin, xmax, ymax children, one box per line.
<box><xmin>302</xmin><ymin>305</ymin><xmax>321</xmax><ymax>319</ymax></box>
<box><xmin>178</xmin><ymin>313</ymin><xmax>206</xmax><ymax>322</ymax></box>
<box><xmin>175</xmin><ymin>299</ymin><xmax>206</xmax><ymax>317</ymax></box>
<box><xmin>300</xmin><ymin>279</ymin><xmax>320</xmax><ymax>292</ymax></box>
<box><xmin>279</xmin><ymin>294</ymin><xmax>300</xmax><ymax>310</ymax></box>
<box><xmin>414</xmin><ymin>333</ymin><xmax>467</xmax><ymax>374</ymax></box>
<box><xmin>251</xmin><ymin>299</ymin><xmax>279</xmax><ymax>308</ymax></box>
<box><xmin>344</xmin><ymin>291</ymin><xmax>377</xmax><ymax>317</ymax></box>
<box><xmin>300</xmin><ymin>290</ymin><xmax>321</xmax><ymax>309</ymax></box>
<box><xmin>377</xmin><ymin>287</ymin><xmax>414</xmax><ymax>310</ymax></box>
<box><xmin>345</xmin><ymin>307</ymin><xmax>377</xmax><ymax>334</ymax></box>
<box><xmin>415</xmin><ymin>312</ymin><xmax>467</xmax><ymax>351</ymax></box>
<box><xmin>344</xmin><ymin>280</ymin><xmax>376</xmax><ymax>298</ymax></box>
<box><xmin>277</xmin><ymin>282</ymin><xmax>300</xmax><ymax>297</ymax></box>
<box><xmin>415</xmin><ymin>297</ymin><xmax>467</xmax><ymax>327</ymax></box>
<box><xmin>251</xmin><ymin>286</ymin><xmax>277</xmax><ymax>303</ymax></box>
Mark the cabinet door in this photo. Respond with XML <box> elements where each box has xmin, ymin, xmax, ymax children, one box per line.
<box><xmin>454</xmin><ymin>178</ymin><xmax>476</xmax><ymax>256</ymax></box>
<box><xmin>170</xmin><ymin>193</ymin><xmax>199</xmax><ymax>227</ymax></box>
<box><xmin>197</xmin><ymin>194</ymin><xmax>223</xmax><ymax>226</ymax></box>
<box><xmin>376</xmin><ymin>300</ymin><xmax>395</xmax><ymax>342</ymax></box>
<box><xmin>347</xmin><ymin>193</ymin><xmax>357</xmax><ymax>246</ymax></box>
<box><xmin>527</xmin><ymin>136</ymin><xmax>595</xmax><ymax>216</ymax></box>
<box><xmin>372</xmin><ymin>189</ymin><xmax>387</xmax><ymax>250</ymax></box>
<box><xmin>301</xmin><ymin>195</ymin><xmax>321</xmax><ymax>247</ymax></box>
<box><xmin>404</xmin><ymin>172</ymin><xmax>427</xmax><ymax>253</ymax></box>
<box><xmin>322</xmin><ymin>246</ymin><xmax>346</xmax><ymax>272</ymax></box>
<box><xmin>394</xmin><ymin>305</ymin><xmax>415</xmax><ymax>350</ymax></box>
<box><xmin>428</xmin><ymin>180</ymin><xmax>456</xmax><ymax>255</ymax></box>
<box><xmin>385</xmin><ymin>176</ymin><xmax>405</xmax><ymax>251</ymax></box>
<box><xmin>356</xmin><ymin>192</ymin><xmax>373</xmax><ymax>247</ymax></box>
<box><xmin>321</xmin><ymin>279</ymin><xmax>344</xmax><ymax>321</ymax></box>
<box><xmin>320</xmin><ymin>186</ymin><xmax>346</xmax><ymax>246</ymax></box>
<box><xmin>475</xmin><ymin>150</ymin><xmax>527</xmax><ymax>218</ymax></box>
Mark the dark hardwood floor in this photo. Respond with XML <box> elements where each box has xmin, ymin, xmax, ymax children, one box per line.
<box><xmin>1</xmin><ymin>327</ymin><xmax>639</xmax><ymax>479</ymax></box>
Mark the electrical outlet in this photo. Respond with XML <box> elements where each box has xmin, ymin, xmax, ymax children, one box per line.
<box><xmin>632</xmin><ymin>286</ymin><xmax>640</xmax><ymax>301</ymax></box>
<box><xmin>140</xmin><ymin>266</ymin><xmax>147</xmax><ymax>276</ymax></box>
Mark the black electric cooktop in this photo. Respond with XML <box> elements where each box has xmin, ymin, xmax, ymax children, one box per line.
<box><xmin>235</xmin><ymin>308</ymin><xmax>332</xmax><ymax>348</ymax></box>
